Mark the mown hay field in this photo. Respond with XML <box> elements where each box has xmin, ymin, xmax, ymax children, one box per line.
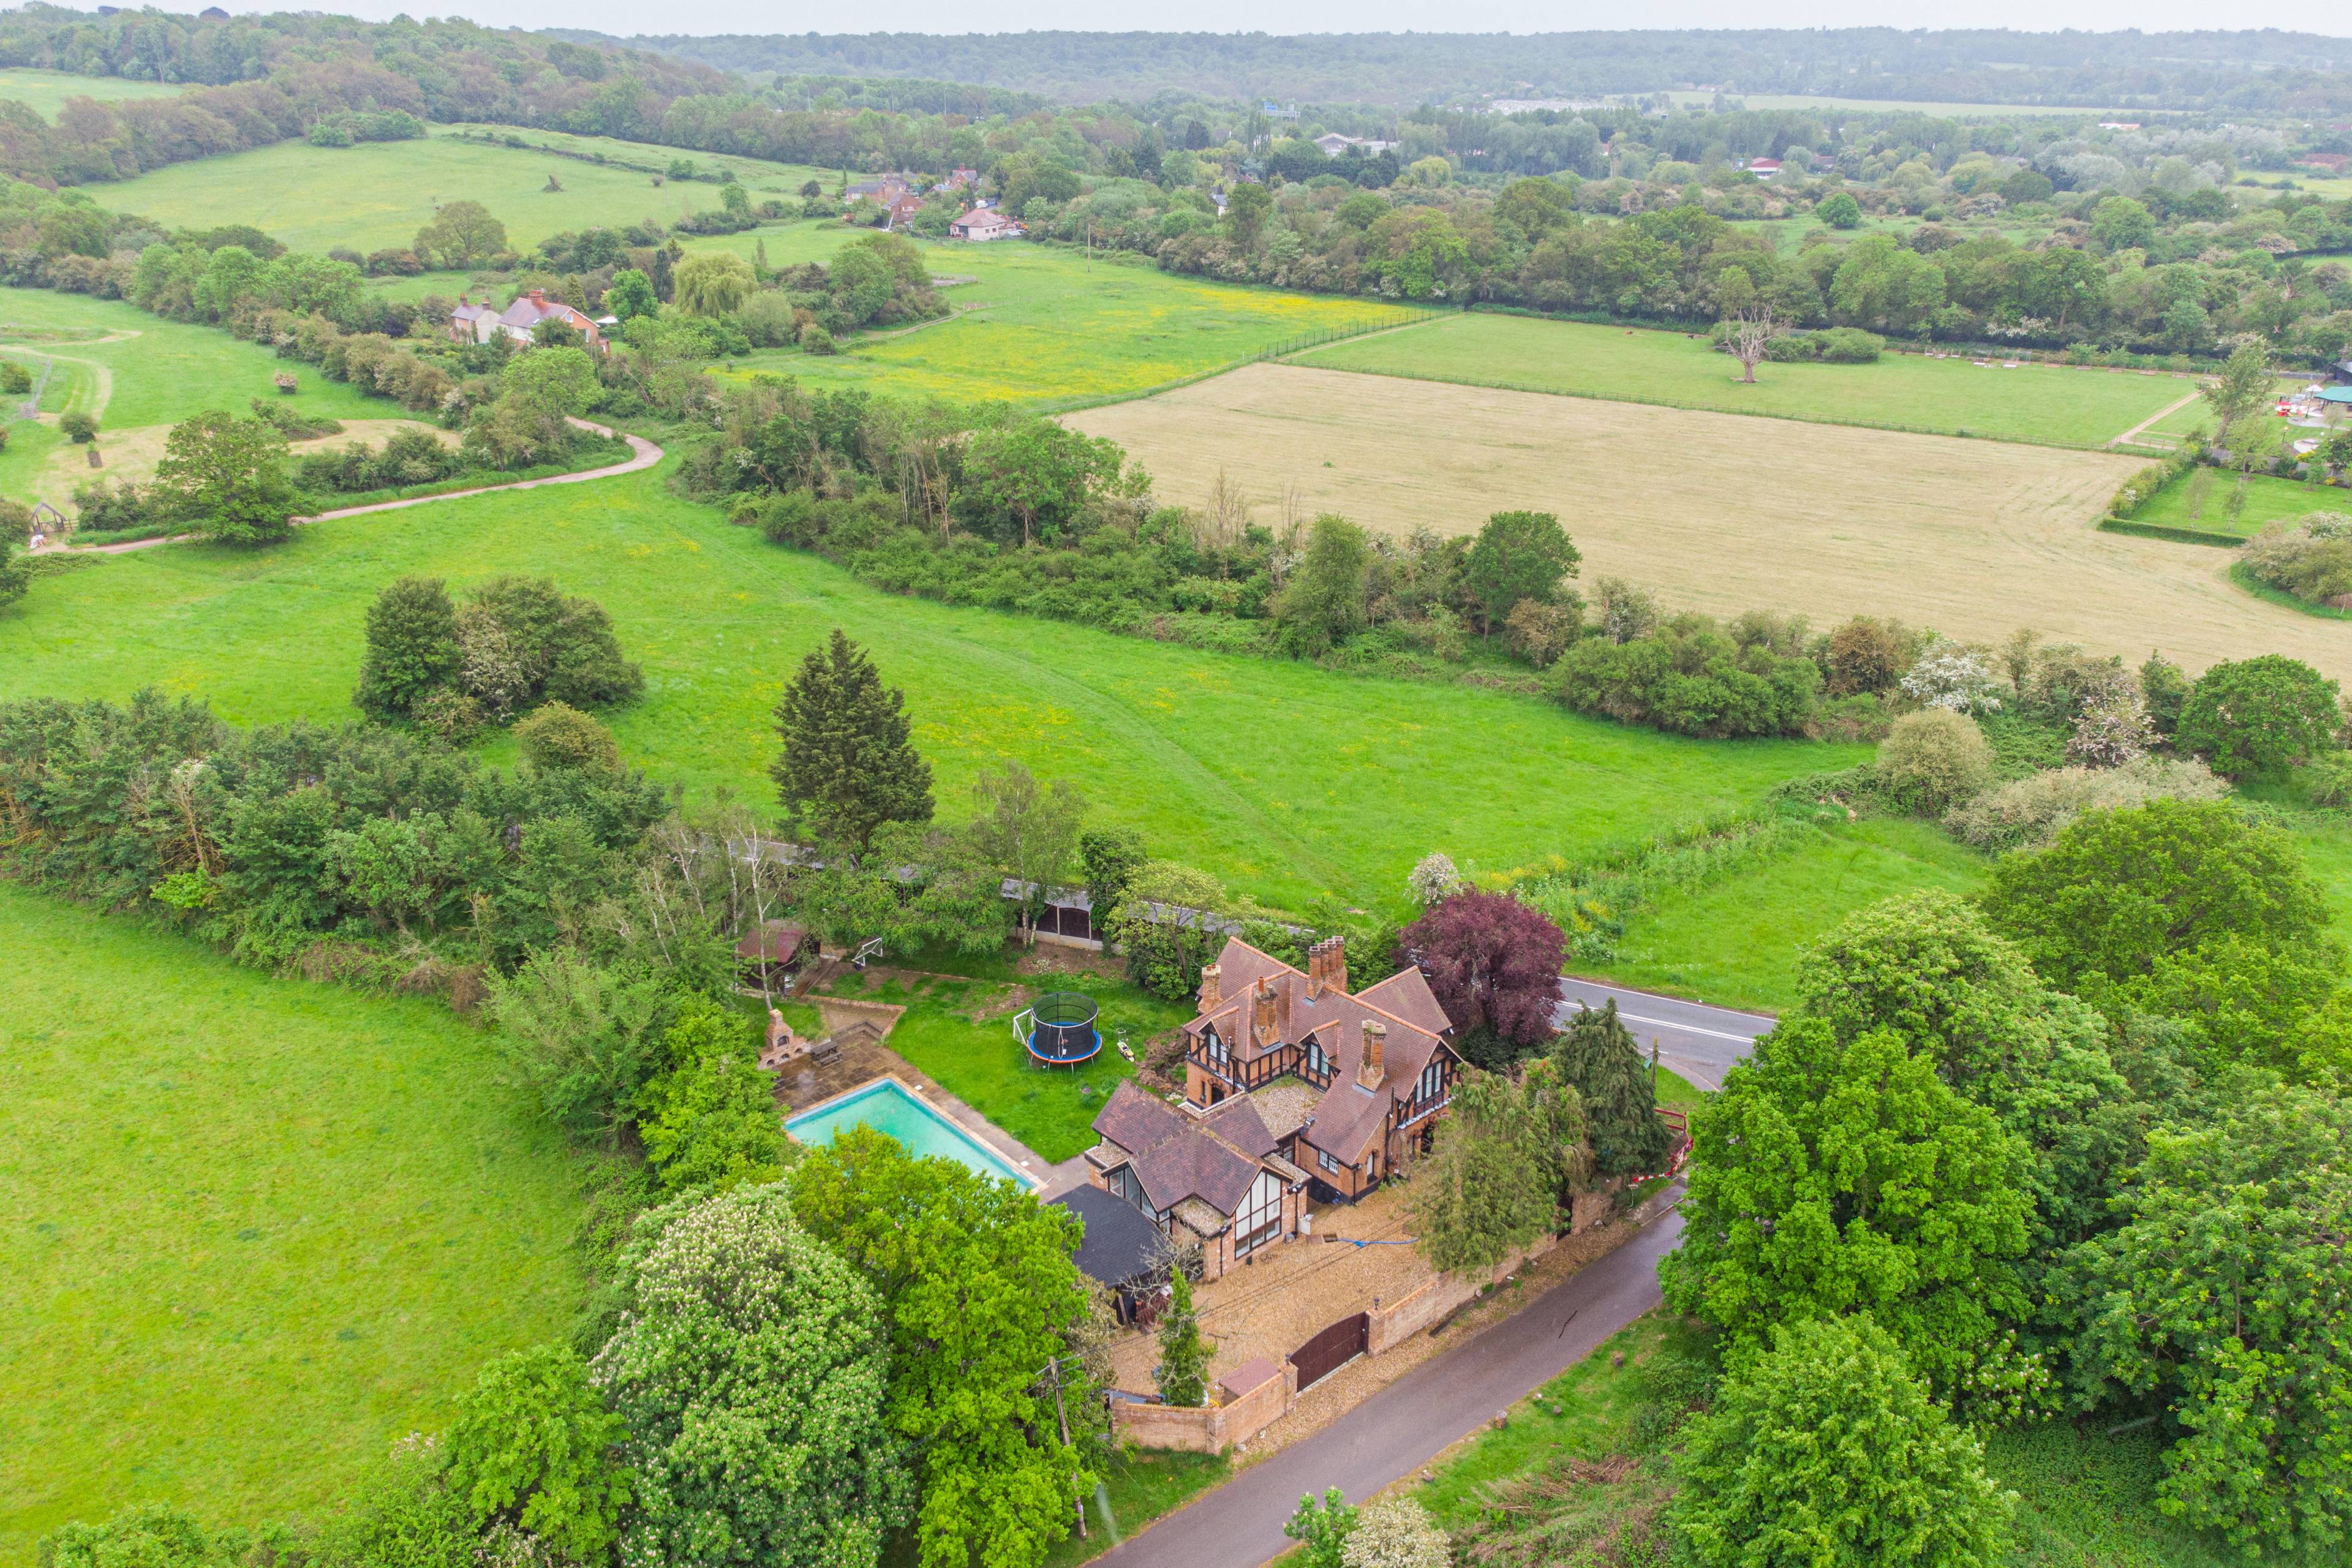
<box><xmin>0</xmin><ymin>67</ymin><xmax>189</xmax><ymax>120</ymax></box>
<box><xmin>1070</xmin><ymin>363</ymin><xmax>2348</xmax><ymax>682</ymax></box>
<box><xmin>99</xmin><ymin>130</ymin><xmax>826</xmax><ymax>255</ymax></box>
<box><xmin>695</xmin><ymin>234</ymin><xmax>1421</xmax><ymax>409</ymax></box>
<box><xmin>0</xmin><ymin>881</ymin><xmax>585</xmax><ymax>1558</ymax></box>
<box><xmin>1294</xmin><ymin>312</ymin><xmax>2195</xmax><ymax>448</ymax></box>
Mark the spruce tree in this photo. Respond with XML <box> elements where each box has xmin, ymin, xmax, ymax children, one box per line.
<box><xmin>1551</xmin><ymin>1000</ymin><xmax>1672</xmax><ymax>1178</ymax></box>
<box><xmin>1153</xmin><ymin>1267</ymin><xmax>1209</xmax><ymax>1408</ymax></box>
<box><xmin>771</xmin><ymin>628</ymin><xmax>935</xmax><ymax>851</ymax></box>
<box><xmin>353</xmin><ymin>575</ymin><xmax>461</xmax><ymax>722</ymax></box>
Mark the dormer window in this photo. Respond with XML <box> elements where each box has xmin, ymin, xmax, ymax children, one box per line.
<box><xmin>1305</xmin><ymin>1037</ymin><xmax>1329</xmax><ymax>1078</ymax></box>
<box><xmin>1203</xmin><ymin>1026</ymin><xmax>1228</xmax><ymax>1066</ymax></box>
<box><xmin>1416</xmin><ymin>1060</ymin><xmax>1444</xmax><ymax>1104</ymax></box>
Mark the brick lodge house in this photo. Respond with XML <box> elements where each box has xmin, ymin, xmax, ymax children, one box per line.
<box><xmin>1083</xmin><ymin>935</ymin><xmax>1460</xmax><ymax>1279</ymax></box>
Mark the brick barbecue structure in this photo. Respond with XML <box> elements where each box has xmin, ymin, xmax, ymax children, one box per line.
<box><xmin>1084</xmin><ymin>935</ymin><xmax>1460</xmax><ymax>1278</ymax></box>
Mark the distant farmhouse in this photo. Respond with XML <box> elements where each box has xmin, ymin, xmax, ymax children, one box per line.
<box><xmin>1314</xmin><ymin>132</ymin><xmax>1399</xmax><ymax>158</ymax></box>
<box><xmin>450</xmin><ymin>289</ymin><xmax>611</xmax><ymax>353</ymax></box>
<box><xmin>949</xmin><ymin>206</ymin><xmax>1025</xmax><ymax>241</ymax></box>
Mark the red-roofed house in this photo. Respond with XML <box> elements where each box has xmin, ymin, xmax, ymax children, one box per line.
<box><xmin>1179</xmin><ymin>935</ymin><xmax>1460</xmax><ymax>1203</ymax></box>
<box><xmin>1085</xmin><ymin>1080</ymin><xmax>1307</xmax><ymax>1280</ymax></box>
<box><xmin>450</xmin><ymin>289</ymin><xmax>608</xmax><ymax>354</ymax></box>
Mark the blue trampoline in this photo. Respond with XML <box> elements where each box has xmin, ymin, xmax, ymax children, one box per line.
<box><xmin>1022</xmin><ymin>991</ymin><xmax>1102</xmax><ymax>1068</ymax></box>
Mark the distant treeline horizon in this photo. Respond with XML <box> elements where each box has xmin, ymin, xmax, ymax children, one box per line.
<box><xmin>554</xmin><ymin>26</ymin><xmax>2352</xmax><ymax>113</ymax></box>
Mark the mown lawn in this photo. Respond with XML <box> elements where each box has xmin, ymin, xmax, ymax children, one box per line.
<box><xmin>2130</xmin><ymin>466</ymin><xmax>2346</xmax><ymax>536</ymax></box>
<box><xmin>1589</xmin><ymin>818</ymin><xmax>1994</xmax><ymax>1012</ymax></box>
<box><xmin>97</xmin><ymin>130</ymin><xmax>823</xmax><ymax>255</ymax></box>
<box><xmin>690</xmin><ymin>229</ymin><xmax>1420</xmax><ymax>409</ymax></box>
<box><xmin>0</xmin><ymin>881</ymin><xmax>587</xmax><ymax>1559</ymax></box>
<box><xmin>0</xmin><ymin>453</ymin><xmax>1864</xmax><ymax>911</ymax></box>
<box><xmin>0</xmin><ymin>67</ymin><xmax>189</xmax><ymax>119</ymax></box>
<box><xmin>1295</xmin><ymin>312</ymin><xmax>2193</xmax><ymax>449</ymax></box>
<box><xmin>825</xmin><ymin>969</ymin><xmax>1196</xmax><ymax>1164</ymax></box>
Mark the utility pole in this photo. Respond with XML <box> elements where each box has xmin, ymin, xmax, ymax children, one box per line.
<box><xmin>1046</xmin><ymin>1355</ymin><xmax>1088</xmax><ymax>1538</ymax></box>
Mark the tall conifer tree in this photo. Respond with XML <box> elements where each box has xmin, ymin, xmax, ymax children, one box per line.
<box><xmin>1551</xmin><ymin>1000</ymin><xmax>1672</xmax><ymax>1177</ymax></box>
<box><xmin>771</xmin><ymin>628</ymin><xmax>935</xmax><ymax>850</ymax></box>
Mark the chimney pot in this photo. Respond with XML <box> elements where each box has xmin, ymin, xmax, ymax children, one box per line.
<box><xmin>1358</xmin><ymin>1019</ymin><xmax>1387</xmax><ymax>1091</ymax></box>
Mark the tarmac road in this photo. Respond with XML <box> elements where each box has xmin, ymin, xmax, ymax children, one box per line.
<box><xmin>1555</xmin><ymin>978</ymin><xmax>1776</xmax><ymax>1092</ymax></box>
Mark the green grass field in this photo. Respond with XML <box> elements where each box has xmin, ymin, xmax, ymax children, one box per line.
<box><xmin>98</xmin><ymin>131</ymin><xmax>821</xmax><ymax>255</ymax></box>
<box><xmin>1589</xmin><ymin>818</ymin><xmax>1993</xmax><ymax>1011</ymax></box>
<box><xmin>2132</xmin><ymin>466</ymin><xmax>2346</xmax><ymax>536</ymax></box>
<box><xmin>0</xmin><ymin>67</ymin><xmax>189</xmax><ymax>119</ymax></box>
<box><xmin>440</xmin><ymin>123</ymin><xmax>831</xmax><ymax>197</ymax></box>
<box><xmin>1294</xmin><ymin>313</ymin><xmax>2193</xmax><ymax>448</ymax></box>
<box><xmin>0</xmin><ymin>450</ymin><xmax>1864</xmax><ymax>911</ymax></box>
<box><xmin>1</xmin><ymin>288</ymin><xmax>383</xmax><ymax>512</ymax></box>
<box><xmin>0</xmin><ymin>881</ymin><xmax>586</xmax><ymax>1558</ymax></box>
<box><xmin>688</xmin><ymin>228</ymin><xmax>1421</xmax><ymax>409</ymax></box>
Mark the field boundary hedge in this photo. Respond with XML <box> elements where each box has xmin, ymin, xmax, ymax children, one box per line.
<box><xmin>2097</xmin><ymin>517</ymin><xmax>2248</xmax><ymax>547</ymax></box>
<box><xmin>1287</xmin><ymin>333</ymin><xmax>2134</xmax><ymax>453</ymax></box>
<box><xmin>2229</xmin><ymin>559</ymin><xmax>2352</xmax><ymax>619</ymax></box>
<box><xmin>1029</xmin><ymin>307</ymin><xmax>1434</xmax><ymax>415</ymax></box>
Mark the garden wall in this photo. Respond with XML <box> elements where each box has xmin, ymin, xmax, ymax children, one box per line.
<box><xmin>1109</xmin><ymin>1359</ymin><xmax>1296</xmax><ymax>1453</ymax></box>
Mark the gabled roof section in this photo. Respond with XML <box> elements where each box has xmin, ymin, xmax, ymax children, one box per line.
<box><xmin>1090</xmin><ymin>1079</ymin><xmax>1276</xmax><ymax>1219</ymax></box>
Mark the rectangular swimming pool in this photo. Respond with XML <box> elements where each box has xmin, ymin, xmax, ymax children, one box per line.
<box><xmin>786</xmin><ymin>1077</ymin><xmax>1035</xmax><ymax>1188</ymax></box>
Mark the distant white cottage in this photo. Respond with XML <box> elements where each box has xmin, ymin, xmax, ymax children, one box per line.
<box><xmin>449</xmin><ymin>289</ymin><xmax>610</xmax><ymax>353</ymax></box>
<box><xmin>949</xmin><ymin>207</ymin><xmax>1025</xmax><ymax>241</ymax></box>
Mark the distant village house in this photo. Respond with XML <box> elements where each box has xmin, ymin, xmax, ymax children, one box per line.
<box><xmin>949</xmin><ymin>206</ymin><xmax>1025</xmax><ymax>241</ymax></box>
<box><xmin>449</xmin><ymin>289</ymin><xmax>611</xmax><ymax>353</ymax></box>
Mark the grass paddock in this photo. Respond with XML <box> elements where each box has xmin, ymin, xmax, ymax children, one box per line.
<box><xmin>0</xmin><ymin>883</ymin><xmax>586</xmax><ymax>1557</ymax></box>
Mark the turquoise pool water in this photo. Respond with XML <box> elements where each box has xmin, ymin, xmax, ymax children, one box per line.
<box><xmin>786</xmin><ymin>1079</ymin><xmax>1032</xmax><ymax>1187</ymax></box>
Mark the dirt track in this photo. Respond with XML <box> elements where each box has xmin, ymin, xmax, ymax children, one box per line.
<box><xmin>1071</xmin><ymin>363</ymin><xmax>2345</xmax><ymax>681</ymax></box>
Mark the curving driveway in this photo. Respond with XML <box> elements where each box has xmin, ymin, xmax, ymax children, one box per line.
<box><xmin>34</xmin><ymin>417</ymin><xmax>662</xmax><ymax>557</ymax></box>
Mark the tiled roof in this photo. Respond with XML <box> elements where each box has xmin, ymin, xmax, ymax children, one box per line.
<box><xmin>1091</xmin><ymin>1080</ymin><xmax>1272</xmax><ymax>1220</ymax></box>
<box><xmin>1052</xmin><ymin>1183</ymin><xmax>1161</xmax><ymax>1287</ymax></box>
<box><xmin>1185</xmin><ymin>937</ymin><xmax>1455</xmax><ymax>1167</ymax></box>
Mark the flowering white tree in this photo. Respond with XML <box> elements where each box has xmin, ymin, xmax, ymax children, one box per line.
<box><xmin>1406</xmin><ymin>851</ymin><xmax>1463</xmax><ymax>907</ymax></box>
<box><xmin>1338</xmin><ymin>1497</ymin><xmax>1450</xmax><ymax>1568</ymax></box>
<box><xmin>2067</xmin><ymin>668</ymin><xmax>2155</xmax><ymax>767</ymax></box>
<box><xmin>1901</xmin><ymin>640</ymin><xmax>2005</xmax><ymax>714</ymax></box>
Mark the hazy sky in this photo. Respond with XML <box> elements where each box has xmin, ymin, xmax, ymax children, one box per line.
<box><xmin>222</xmin><ymin>3</ymin><xmax>2352</xmax><ymax>40</ymax></box>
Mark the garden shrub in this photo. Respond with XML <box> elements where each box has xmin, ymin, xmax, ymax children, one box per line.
<box><xmin>1875</xmin><ymin>708</ymin><xmax>1994</xmax><ymax>812</ymax></box>
<box><xmin>2305</xmin><ymin>750</ymin><xmax>2352</xmax><ymax>808</ymax></box>
<box><xmin>1817</xmin><ymin>326</ymin><xmax>1885</xmax><ymax>362</ymax></box>
<box><xmin>1945</xmin><ymin>755</ymin><xmax>2228</xmax><ymax>851</ymax></box>
<box><xmin>2176</xmin><ymin>654</ymin><xmax>2342</xmax><ymax>777</ymax></box>
<box><xmin>2242</xmin><ymin>511</ymin><xmax>2352</xmax><ymax>608</ymax></box>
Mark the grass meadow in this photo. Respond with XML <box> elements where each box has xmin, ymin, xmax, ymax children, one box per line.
<box><xmin>0</xmin><ymin>881</ymin><xmax>586</xmax><ymax>1557</ymax></box>
<box><xmin>0</xmin><ymin>451</ymin><xmax>1863</xmax><ymax>912</ymax></box>
<box><xmin>0</xmin><ymin>67</ymin><xmax>188</xmax><ymax>119</ymax></box>
<box><xmin>1294</xmin><ymin>312</ymin><xmax>2192</xmax><ymax>449</ymax></box>
<box><xmin>99</xmin><ymin>131</ymin><xmax>807</xmax><ymax>255</ymax></box>
<box><xmin>1</xmin><ymin>287</ymin><xmax>384</xmax><ymax>514</ymax></box>
<box><xmin>1588</xmin><ymin>818</ymin><xmax>1993</xmax><ymax>1011</ymax></box>
<box><xmin>689</xmin><ymin>228</ymin><xmax>1422</xmax><ymax>409</ymax></box>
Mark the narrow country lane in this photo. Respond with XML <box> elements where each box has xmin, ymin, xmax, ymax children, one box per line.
<box><xmin>1094</xmin><ymin>1196</ymin><xmax>1685</xmax><ymax>1568</ymax></box>
<box><xmin>1555</xmin><ymin>978</ymin><xmax>1775</xmax><ymax>1091</ymax></box>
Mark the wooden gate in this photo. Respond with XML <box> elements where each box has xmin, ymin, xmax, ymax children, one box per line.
<box><xmin>1289</xmin><ymin>1311</ymin><xmax>1370</xmax><ymax>1390</ymax></box>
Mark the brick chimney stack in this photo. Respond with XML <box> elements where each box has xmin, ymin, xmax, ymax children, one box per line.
<box><xmin>1327</xmin><ymin>935</ymin><xmax>1347</xmax><ymax>998</ymax></box>
<box><xmin>1305</xmin><ymin>938</ymin><xmax>1327</xmax><ymax>998</ymax></box>
<box><xmin>1358</xmin><ymin>1019</ymin><xmax>1387</xmax><ymax>1091</ymax></box>
<box><xmin>1254</xmin><ymin>975</ymin><xmax>1278</xmax><ymax>1049</ymax></box>
<box><xmin>1199</xmin><ymin>962</ymin><xmax>1221</xmax><ymax>1012</ymax></box>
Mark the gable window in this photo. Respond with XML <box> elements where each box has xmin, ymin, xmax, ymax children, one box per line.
<box><xmin>1202</xmin><ymin>1026</ymin><xmax>1229</xmax><ymax>1068</ymax></box>
<box><xmin>1234</xmin><ymin>1169</ymin><xmax>1283</xmax><ymax>1257</ymax></box>
<box><xmin>1108</xmin><ymin>1164</ymin><xmax>1152</xmax><ymax>1217</ymax></box>
<box><xmin>1305</xmin><ymin>1037</ymin><xmax>1329</xmax><ymax>1079</ymax></box>
<box><xmin>1416</xmin><ymin>1060</ymin><xmax>1444</xmax><ymax>1106</ymax></box>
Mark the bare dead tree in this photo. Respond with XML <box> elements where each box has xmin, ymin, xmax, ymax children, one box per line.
<box><xmin>1724</xmin><ymin>303</ymin><xmax>1779</xmax><ymax>385</ymax></box>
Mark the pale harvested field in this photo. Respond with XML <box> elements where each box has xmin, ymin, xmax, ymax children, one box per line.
<box><xmin>1071</xmin><ymin>364</ymin><xmax>2348</xmax><ymax>682</ymax></box>
<box><xmin>39</xmin><ymin>418</ymin><xmax>454</xmax><ymax>515</ymax></box>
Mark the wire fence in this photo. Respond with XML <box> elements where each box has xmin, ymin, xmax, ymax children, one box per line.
<box><xmin>1251</xmin><ymin>311</ymin><xmax>1438</xmax><ymax>364</ymax></box>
